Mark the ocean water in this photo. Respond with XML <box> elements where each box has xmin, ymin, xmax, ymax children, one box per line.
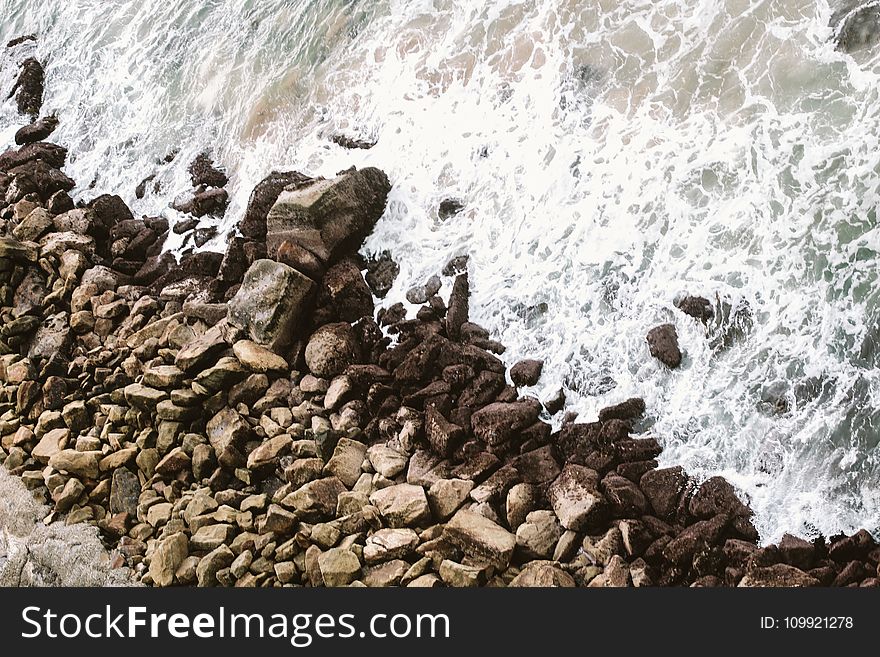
<box><xmin>2</xmin><ymin>0</ymin><xmax>880</xmax><ymax>543</ymax></box>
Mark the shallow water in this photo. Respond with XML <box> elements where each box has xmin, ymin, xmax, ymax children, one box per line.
<box><xmin>2</xmin><ymin>0</ymin><xmax>880</xmax><ymax>542</ymax></box>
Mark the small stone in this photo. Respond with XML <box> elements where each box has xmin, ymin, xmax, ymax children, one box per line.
<box><xmin>318</xmin><ymin>548</ymin><xmax>361</xmax><ymax>587</ymax></box>
<box><xmin>196</xmin><ymin>545</ymin><xmax>235</xmax><ymax>587</ymax></box>
<box><xmin>363</xmin><ymin>528</ymin><xmax>420</xmax><ymax>564</ymax></box>
<box><xmin>150</xmin><ymin>533</ymin><xmax>189</xmax><ymax>587</ymax></box>
<box><xmin>443</xmin><ymin>509</ymin><xmax>516</xmax><ymax>569</ymax></box>
<box><xmin>439</xmin><ymin>560</ymin><xmax>482</xmax><ymax>587</ymax></box>
<box><xmin>647</xmin><ymin>323</ymin><xmax>682</xmax><ymax>369</ymax></box>
<box><xmin>48</xmin><ymin>449</ymin><xmax>101</xmax><ymax>479</ymax></box>
<box><xmin>366</xmin><ymin>444</ymin><xmax>409</xmax><ymax>479</ymax></box>
<box><xmin>324</xmin><ymin>437</ymin><xmax>367</xmax><ymax>488</ymax></box>
<box><xmin>190</xmin><ymin>524</ymin><xmax>237</xmax><ymax>551</ymax></box>
<box><xmin>515</xmin><ymin>510</ymin><xmax>562</xmax><ymax>559</ymax></box>
<box><xmin>509</xmin><ymin>562</ymin><xmax>577</xmax><ymax>587</ymax></box>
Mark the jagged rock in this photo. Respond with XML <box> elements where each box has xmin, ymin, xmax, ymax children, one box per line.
<box><xmin>515</xmin><ymin>510</ymin><xmax>563</xmax><ymax>559</ymax></box>
<box><xmin>363</xmin><ymin>528</ymin><xmax>419</xmax><ymax>564</ymax></box>
<box><xmin>174</xmin><ymin>324</ymin><xmax>227</xmax><ymax>372</ymax></box>
<box><xmin>369</xmin><ymin>484</ymin><xmax>431</xmax><ymax>528</ymax></box>
<box><xmin>196</xmin><ymin>545</ymin><xmax>235</xmax><ymax>587</ymax></box>
<box><xmin>640</xmin><ymin>466</ymin><xmax>689</xmax><ymax>520</ymax></box>
<box><xmin>322</xmin><ymin>259</ymin><xmax>373</xmax><ymax>321</ymax></box>
<box><xmin>48</xmin><ymin>450</ymin><xmax>101</xmax><ymax>479</ymax></box>
<box><xmin>12</xmin><ymin>57</ymin><xmax>43</xmax><ymax>118</ymax></box>
<box><xmin>471</xmin><ymin>400</ymin><xmax>541</xmax><ymax>446</ymax></box>
<box><xmin>318</xmin><ymin>548</ymin><xmax>361</xmax><ymax>587</ymax></box>
<box><xmin>739</xmin><ymin>564</ymin><xmax>820</xmax><ymax>588</ymax></box>
<box><xmin>427</xmin><ymin>478</ymin><xmax>474</xmax><ymax>521</ymax></box>
<box><xmin>240</xmin><ymin>171</ymin><xmax>310</xmax><ymax>241</ymax></box>
<box><xmin>265</xmin><ymin>167</ymin><xmax>391</xmax><ymax>259</ymax></box>
<box><xmin>675</xmin><ymin>295</ymin><xmax>714</xmax><ymax>323</ymax></box>
<box><xmin>446</xmin><ymin>273</ymin><xmax>469</xmax><ymax>340</ymax></box>
<box><xmin>149</xmin><ymin>533</ymin><xmax>188</xmax><ymax>588</ymax></box>
<box><xmin>443</xmin><ymin>509</ymin><xmax>516</xmax><ymax>569</ymax></box>
<box><xmin>364</xmin><ymin>251</ymin><xmax>398</xmax><ymax>298</ymax></box>
<box><xmin>206</xmin><ymin>407</ymin><xmax>250</xmax><ymax>469</ymax></box>
<box><xmin>15</xmin><ymin>116</ymin><xmax>59</xmax><ymax>145</ymax></box>
<box><xmin>109</xmin><ymin>468</ymin><xmax>140</xmax><ymax>517</ymax></box>
<box><xmin>12</xmin><ymin>207</ymin><xmax>52</xmax><ymax>242</ymax></box>
<box><xmin>282</xmin><ymin>477</ymin><xmax>346</xmax><ymax>517</ymax></box>
<box><xmin>233</xmin><ymin>340</ymin><xmax>288</xmax><ymax>373</ymax></box>
<box><xmin>548</xmin><ymin>464</ymin><xmax>607</xmax><ymax>531</ymax></box>
<box><xmin>227</xmin><ymin>259</ymin><xmax>315</xmax><ymax>350</ymax></box>
<box><xmin>647</xmin><ymin>324</ymin><xmax>682</xmax><ymax>369</ymax></box>
<box><xmin>188</xmin><ymin>153</ymin><xmax>227</xmax><ymax>188</ymax></box>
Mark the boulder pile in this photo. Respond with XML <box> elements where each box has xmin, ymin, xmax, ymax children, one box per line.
<box><xmin>1</xmin><ymin>41</ymin><xmax>879</xmax><ymax>588</ymax></box>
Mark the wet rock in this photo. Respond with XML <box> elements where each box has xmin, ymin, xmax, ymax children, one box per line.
<box><xmin>438</xmin><ymin>198</ymin><xmax>464</xmax><ymax>220</ymax></box>
<box><xmin>601</xmin><ymin>474</ymin><xmax>648</xmax><ymax>518</ymax></box>
<box><xmin>442</xmin><ymin>255</ymin><xmax>469</xmax><ymax>277</ymax></box>
<box><xmin>778</xmin><ymin>534</ymin><xmax>816</xmax><ymax>571</ymax></box>
<box><xmin>364</xmin><ymin>251</ymin><xmax>399</xmax><ymax>298</ymax></box>
<box><xmin>188</xmin><ymin>153</ymin><xmax>228</xmax><ymax>188</ymax></box>
<box><xmin>15</xmin><ymin>115</ymin><xmax>58</xmax><ymax>146</ymax></box>
<box><xmin>240</xmin><ymin>171</ymin><xmax>311</xmax><ymax>241</ymax></box>
<box><xmin>322</xmin><ymin>259</ymin><xmax>373</xmax><ymax>321</ymax></box>
<box><xmin>444</xmin><ymin>509</ymin><xmax>516</xmax><ymax>569</ymax></box>
<box><xmin>330</xmin><ymin>134</ymin><xmax>376</xmax><ymax>150</ymax></box>
<box><xmin>12</xmin><ymin>57</ymin><xmax>43</xmax><ymax>118</ymax></box>
<box><xmin>266</xmin><ymin>167</ymin><xmax>391</xmax><ymax>260</ymax></box>
<box><xmin>688</xmin><ymin>476</ymin><xmax>752</xmax><ymax>520</ymax></box>
<box><xmin>276</xmin><ymin>239</ymin><xmax>326</xmax><ymax>281</ymax></box>
<box><xmin>598</xmin><ymin>398</ymin><xmax>646</xmax><ymax>423</ymax></box>
<box><xmin>647</xmin><ymin>324</ymin><xmax>682</xmax><ymax>369</ymax></box>
<box><xmin>675</xmin><ymin>295</ymin><xmax>714</xmax><ymax>323</ymax></box>
<box><xmin>445</xmin><ymin>273</ymin><xmax>469</xmax><ymax>340</ymax></box>
<box><xmin>640</xmin><ymin>466</ymin><xmax>689</xmax><ymax>519</ymax></box>
<box><xmin>833</xmin><ymin>2</ymin><xmax>880</xmax><ymax>53</ymax></box>
<box><xmin>663</xmin><ymin>514</ymin><xmax>729</xmax><ymax>567</ymax></box>
<box><xmin>304</xmin><ymin>323</ymin><xmax>361</xmax><ymax>378</ymax></box>
<box><xmin>510</xmin><ymin>359</ymin><xmax>543</xmax><ymax>387</ymax></box>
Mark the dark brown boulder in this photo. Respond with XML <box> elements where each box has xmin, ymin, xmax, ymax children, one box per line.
<box><xmin>446</xmin><ymin>273</ymin><xmax>469</xmax><ymax>341</ymax></box>
<box><xmin>0</xmin><ymin>141</ymin><xmax>67</xmax><ymax>171</ymax></box>
<box><xmin>688</xmin><ymin>476</ymin><xmax>752</xmax><ymax>520</ymax></box>
<box><xmin>188</xmin><ymin>153</ymin><xmax>228</xmax><ymax>188</ymax></box>
<box><xmin>828</xmin><ymin>529</ymin><xmax>876</xmax><ymax>563</ymax></box>
<box><xmin>663</xmin><ymin>513</ymin><xmax>729</xmax><ymax>567</ymax></box>
<box><xmin>640</xmin><ymin>466</ymin><xmax>689</xmax><ymax>520</ymax></box>
<box><xmin>601</xmin><ymin>473</ymin><xmax>648</xmax><ymax>518</ymax></box>
<box><xmin>240</xmin><ymin>170</ymin><xmax>311</xmax><ymax>241</ymax></box>
<box><xmin>321</xmin><ymin>259</ymin><xmax>373</xmax><ymax>322</ymax></box>
<box><xmin>15</xmin><ymin>115</ymin><xmax>58</xmax><ymax>145</ymax></box>
<box><xmin>598</xmin><ymin>397</ymin><xmax>646</xmax><ymax>422</ymax></box>
<box><xmin>510</xmin><ymin>359</ymin><xmax>543</xmax><ymax>387</ymax></box>
<box><xmin>647</xmin><ymin>323</ymin><xmax>682</xmax><ymax>368</ymax></box>
<box><xmin>364</xmin><ymin>250</ymin><xmax>399</xmax><ymax>298</ymax></box>
<box><xmin>675</xmin><ymin>295</ymin><xmax>714</xmax><ymax>323</ymax></box>
<box><xmin>11</xmin><ymin>57</ymin><xmax>43</xmax><ymax>118</ymax></box>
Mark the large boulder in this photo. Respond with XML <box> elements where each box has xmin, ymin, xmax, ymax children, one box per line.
<box><xmin>304</xmin><ymin>323</ymin><xmax>361</xmax><ymax>378</ymax></box>
<box><xmin>266</xmin><ymin>167</ymin><xmax>391</xmax><ymax>261</ymax></box>
<box><xmin>240</xmin><ymin>171</ymin><xmax>311</xmax><ymax>241</ymax></box>
<box><xmin>647</xmin><ymin>323</ymin><xmax>682</xmax><ymax>369</ymax></box>
<box><xmin>832</xmin><ymin>2</ymin><xmax>880</xmax><ymax>53</ymax></box>
<box><xmin>227</xmin><ymin>259</ymin><xmax>315</xmax><ymax>351</ymax></box>
<box><xmin>12</xmin><ymin>57</ymin><xmax>43</xmax><ymax>118</ymax></box>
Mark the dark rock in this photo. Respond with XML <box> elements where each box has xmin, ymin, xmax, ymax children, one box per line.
<box><xmin>240</xmin><ymin>171</ymin><xmax>310</xmax><ymax>241</ymax></box>
<box><xmin>266</xmin><ymin>167</ymin><xmax>391</xmax><ymax>260</ymax></box>
<box><xmin>442</xmin><ymin>255</ymin><xmax>469</xmax><ymax>277</ymax></box>
<box><xmin>15</xmin><ymin>115</ymin><xmax>59</xmax><ymax>145</ymax></box>
<box><xmin>305</xmin><ymin>323</ymin><xmax>362</xmax><ymax>378</ymax></box>
<box><xmin>663</xmin><ymin>514</ymin><xmax>729</xmax><ymax>567</ymax></box>
<box><xmin>832</xmin><ymin>2</ymin><xmax>880</xmax><ymax>53</ymax></box>
<box><xmin>89</xmin><ymin>194</ymin><xmax>134</xmax><ymax>234</ymax></box>
<box><xmin>739</xmin><ymin>563</ymin><xmax>819</xmax><ymax>587</ymax></box>
<box><xmin>109</xmin><ymin>468</ymin><xmax>140</xmax><ymax>518</ymax></box>
<box><xmin>829</xmin><ymin>529</ymin><xmax>876</xmax><ymax>563</ymax></box>
<box><xmin>193</xmin><ymin>227</ymin><xmax>217</xmax><ymax>247</ymax></box>
<box><xmin>217</xmin><ymin>236</ymin><xmax>248</xmax><ymax>286</ymax></box>
<box><xmin>0</xmin><ymin>141</ymin><xmax>67</xmax><ymax>171</ymax></box>
<box><xmin>640</xmin><ymin>466</ymin><xmax>689</xmax><ymax>520</ymax></box>
<box><xmin>446</xmin><ymin>273</ymin><xmax>469</xmax><ymax>341</ymax></box>
<box><xmin>173</xmin><ymin>217</ymin><xmax>198</xmax><ymax>234</ymax></box>
<box><xmin>647</xmin><ymin>323</ymin><xmax>682</xmax><ymax>368</ymax></box>
<box><xmin>135</xmin><ymin>174</ymin><xmax>156</xmax><ymax>199</ymax></box>
<box><xmin>471</xmin><ymin>400</ymin><xmax>541</xmax><ymax>446</ymax></box>
<box><xmin>425</xmin><ymin>406</ymin><xmax>465</xmax><ymax>457</ymax></box>
<box><xmin>7</xmin><ymin>34</ymin><xmax>36</xmax><ymax>48</ymax></box>
<box><xmin>322</xmin><ymin>259</ymin><xmax>373</xmax><ymax>321</ymax></box>
<box><xmin>598</xmin><ymin>398</ymin><xmax>646</xmax><ymax>422</ymax></box>
<box><xmin>688</xmin><ymin>477</ymin><xmax>752</xmax><ymax>520</ymax></box>
<box><xmin>276</xmin><ymin>239</ymin><xmax>326</xmax><ymax>281</ymax></box>
<box><xmin>601</xmin><ymin>473</ymin><xmax>648</xmax><ymax>518</ymax></box>
<box><xmin>11</xmin><ymin>57</ymin><xmax>43</xmax><ymax>118</ymax></box>
<box><xmin>438</xmin><ymin>198</ymin><xmax>464</xmax><ymax>220</ymax></box>
<box><xmin>188</xmin><ymin>153</ymin><xmax>228</xmax><ymax>188</ymax></box>
<box><xmin>510</xmin><ymin>359</ymin><xmax>543</xmax><ymax>387</ymax></box>
<box><xmin>47</xmin><ymin>190</ymin><xmax>74</xmax><ymax>214</ymax></box>
<box><xmin>179</xmin><ymin>187</ymin><xmax>228</xmax><ymax>218</ymax></box>
<box><xmin>675</xmin><ymin>295</ymin><xmax>714</xmax><ymax>323</ymax></box>
<box><xmin>330</xmin><ymin>134</ymin><xmax>376</xmax><ymax>150</ymax></box>
<box><xmin>364</xmin><ymin>250</ymin><xmax>399</xmax><ymax>298</ymax></box>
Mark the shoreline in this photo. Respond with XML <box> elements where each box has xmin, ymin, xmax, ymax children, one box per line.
<box><xmin>1</xmin><ymin>43</ymin><xmax>879</xmax><ymax>588</ymax></box>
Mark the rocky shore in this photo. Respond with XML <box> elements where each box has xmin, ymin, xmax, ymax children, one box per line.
<box><xmin>2</xmin><ymin>40</ymin><xmax>880</xmax><ymax>589</ymax></box>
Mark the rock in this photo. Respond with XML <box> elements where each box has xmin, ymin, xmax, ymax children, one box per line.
<box><xmin>548</xmin><ymin>464</ymin><xmax>607</xmax><ymax>531</ymax></box>
<box><xmin>188</xmin><ymin>153</ymin><xmax>228</xmax><ymax>188</ymax></box>
<box><xmin>438</xmin><ymin>198</ymin><xmax>464</xmax><ymax>220</ymax></box>
<box><xmin>240</xmin><ymin>171</ymin><xmax>310</xmax><ymax>241</ymax></box>
<box><xmin>443</xmin><ymin>509</ymin><xmax>516</xmax><ymax>569</ymax></box>
<box><xmin>12</xmin><ymin>207</ymin><xmax>52</xmax><ymax>242</ymax></box>
<box><xmin>196</xmin><ymin>545</ymin><xmax>235</xmax><ymax>587</ymax></box>
<box><xmin>53</xmin><ymin>478</ymin><xmax>84</xmax><ymax>513</ymax></box>
<box><xmin>260</xmin><ymin>504</ymin><xmax>297</xmax><ymax>535</ymax></box>
<box><xmin>109</xmin><ymin>468</ymin><xmax>140</xmax><ymax>517</ymax></box>
<box><xmin>445</xmin><ymin>273</ymin><xmax>469</xmax><ymax>340</ymax></box>
<box><xmin>233</xmin><ymin>340</ymin><xmax>288</xmax><ymax>373</ymax></box>
<box><xmin>304</xmin><ymin>323</ymin><xmax>361</xmax><ymax>378</ymax></box>
<box><xmin>424</xmin><ymin>406</ymin><xmax>464</xmax><ymax>457</ymax></box>
<box><xmin>206</xmin><ymin>408</ymin><xmax>251</xmax><ymax>468</ymax></box>
<box><xmin>515</xmin><ymin>510</ymin><xmax>563</xmax><ymax>559</ymax></box>
<box><xmin>124</xmin><ymin>383</ymin><xmax>167</xmax><ymax>410</ymax></box>
<box><xmin>363</xmin><ymin>528</ymin><xmax>420</xmax><ymax>564</ymax></box>
<box><xmin>663</xmin><ymin>514</ymin><xmax>729</xmax><ymax>566</ymax></box>
<box><xmin>282</xmin><ymin>477</ymin><xmax>347</xmax><ymax>517</ymax></box>
<box><xmin>12</xmin><ymin>57</ymin><xmax>43</xmax><ymax>117</ymax></box>
<box><xmin>778</xmin><ymin>534</ymin><xmax>816</xmax><ymax>571</ymax></box>
<box><xmin>32</xmin><ymin>428</ymin><xmax>66</xmax><ymax>464</ymax></box>
<box><xmin>739</xmin><ymin>564</ymin><xmax>820</xmax><ymax>588</ymax></box>
<box><xmin>438</xmin><ymin>560</ymin><xmax>482</xmax><ymax>587</ymax></box>
<box><xmin>363</xmin><ymin>560</ymin><xmax>409</xmax><ymax>588</ymax></box>
<box><xmin>505</xmin><ymin>482</ymin><xmax>538</xmax><ymax>529</ymax></box>
<box><xmin>589</xmin><ymin>554</ymin><xmax>631</xmax><ymax>588</ymax></box>
<box><xmin>675</xmin><ymin>295</ymin><xmax>714</xmax><ymax>323</ymax></box>
<box><xmin>48</xmin><ymin>450</ymin><xmax>101</xmax><ymax>479</ymax></box>
<box><xmin>276</xmin><ymin>239</ymin><xmax>326</xmax><ymax>280</ymax></box>
<box><xmin>142</xmin><ymin>365</ymin><xmax>184</xmax><ymax>389</ymax></box>
<box><xmin>322</xmin><ymin>259</ymin><xmax>373</xmax><ymax>321</ymax></box>
<box><xmin>154</xmin><ymin>448</ymin><xmax>191</xmax><ymax>477</ymax></box>
<box><xmin>366</xmin><ymin>444</ymin><xmax>409</xmax><ymax>478</ymax></box>
<box><xmin>247</xmin><ymin>435</ymin><xmax>292</xmax><ymax>470</ymax></box>
<box><xmin>598</xmin><ymin>398</ymin><xmax>646</xmax><ymax>422</ymax></box>
<box><xmin>369</xmin><ymin>484</ymin><xmax>431</xmax><ymax>528</ymax></box>
<box><xmin>324</xmin><ymin>438</ymin><xmax>367</xmax><ymax>488</ymax></box>
<box><xmin>330</xmin><ymin>134</ymin><xmax>376</xmax><ymax>150</ymax></box>
<box><xmin>317</xmin><ymin>548</ymin><xmax>361</xmax><ymax>587</ymax></box>
<box><xmin>149</xmin><ymin>533</ymin><xmax>189</xmax><ymax>587</ymax></box>
<box><xmin>427</xmin><ymin>478</ymin><xmax>474</xmax><ymax>521</ymax></box>
<box><xmin>509</xmin><ymin>562</ymin><xmax>577</xmax><ymax>587</ymax></box>
<box><xmin>27</xmin><ymin>312</ymin><xmax>71</xmax><ymax>361</ymax></box>
<box><xmin>174</xmin><ymin>324</ymin><xmax>227</xmax><ymax>372</ymax></box>
<box><xmin>640</xmin><ymin>466</ymin><xmax>689</xmax><ymax>519</ymax></box>
<box><xmin>510</xmin><ymin>359</ymin><xmax>543</xmax><ymax>387</ymax></box>
<box><xmin>364</xmin><ymin>251</ymin><xmax>398</xmax><ymax>298</ymax></box>
<box><xmin>15</xmin><ymin>115</ymin><xmax>59</xmax><ymax>145</ymax></box>
<box><xmin>265</xmin><ymin>167</ymin><xmax>391</xmax><ymax>259</ymax></box>
<box><xmin>647</xmin><ymin>324</ymin><xmax>682</xmax><ymax>369</ymax></box>
<box><xmin>190</xmin><ymin>524</ymin><xmax>237</xmax><ymax>551</ymax></box>
<box><xmin>688</xmin><ymin>476</ymin><xmax>752</xmax><ymax>519</ymax></box>
<box><xmin>601</xmin><ymin>474</ymin><xmax>648</xmax><ymax>518</ymax></box>
<box><xmin>470</xmin><ymin>400</ymin><xmax>541</xmax><ymax>446</ymax></box>
<box><xmin>227</xmin><ymin>260</ymin><xmax>315</xmax><ymax>350</ymax></box>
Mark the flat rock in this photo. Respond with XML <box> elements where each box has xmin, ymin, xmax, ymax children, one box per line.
<box><xmin>443</xmin><ymin>509</ymin><xmax>516</xmax><ymax>569</ymax></box>
<box><xmin>233</xmin><ymin>340</ymin><xmax>289</xmax><ymax>373</ymax></box>
<box><xmin>369</xmin><ymin>484</ymin><xmax>431</xmax><ymax>528</ymax></box>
